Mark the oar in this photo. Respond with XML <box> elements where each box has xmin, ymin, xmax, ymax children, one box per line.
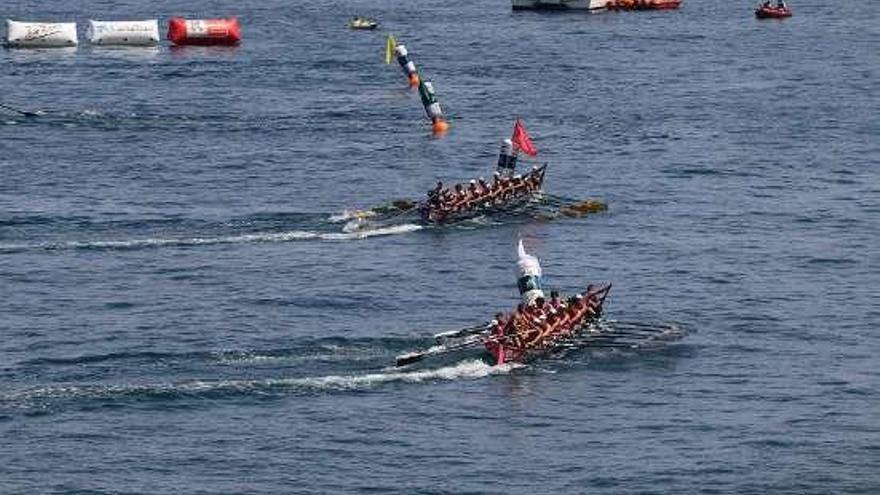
<box><xmin>433</xmin><ymin>322</ymin><xmax>491</xmax><ymax>342</ymax></box>
<box><xmin>0</xmin><ymin>102</ymin><xmax>41</xmax><ymax>118</ymax></box>
<box><xmin>395</xmin><ymin>334</ymin><xmax>484</xmax><ymax>367</ymax></box>
<box><xmin>601</xmin><ymin>320</ymin><xmax>685</xmax><ymax>333</ymax></box>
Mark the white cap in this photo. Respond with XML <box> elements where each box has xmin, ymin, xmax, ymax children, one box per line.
<box><xmin>479</xmin><ymin>177</ymin><xmax>485</xmax><ymax>181</ymax></box>
<box><xmin>514</xmin><ymin>174</ymin><xmax>522</xmax><ymax>179</ymax></box>
<box><xmin>490</xmin><ymin>319</ymin><xmax>498</xmax><ymax>326</ymax></box>
<box><xmin>576</xmin><ymin>294</ymin><xmax>584</xmax><ymax>300</ymax></box>
<box><xmin>470</xmin><ymin>179</ymin><xmax>476</xmax><ymax>184</ymax></box>
<box><xmin>493</xmin><ymin>171</ymin><xmax>500</xmax><ymax>176</ymax></box>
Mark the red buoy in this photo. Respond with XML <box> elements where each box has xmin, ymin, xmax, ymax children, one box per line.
<box><xmin>167</xmin><ymin>17</ymin><xmax>241</xmax><ymax>46</ymax></box>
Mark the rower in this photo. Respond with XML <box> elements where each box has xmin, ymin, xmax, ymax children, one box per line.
<box><xmin>549</xmin><ymin>290</ymin><xmax>567</xmax><ymax>311</ymax></box>
<box><xmin>523</xmin><ymin>315</ymin><xmax>546</xmax><ymax>348</ymax></box>
<box><xmin>506</xmin><ymin>303</ymin><xmax>530</xmax><ymax>346</ymax></box>
<box><xmin>491</xmin><ymin>312</ymin><xmax>507</xmax><ymax>338</ymax></box>
<box><xmin>512</xmin><ymin>174</ymin><xmax>526</xmax><ymax>193</ymax></box>
<box><xmin>478</xmin><ymin>177</ymin><xmax>488</xmax><ymax>192</ymax></box>
<box><xmin>555</xmin><ymin>306</ymin><xmax>572</xmax><ymax>336</ymax></box>
<box><xmin>466</xmin><ymin>180</ymin><xmax>480</xmax><ymax>207</ymax></box>
<box><xmin>428</xmin><ymin>181</ymin><xmax>444</xmax><ymax>206</ymax></box>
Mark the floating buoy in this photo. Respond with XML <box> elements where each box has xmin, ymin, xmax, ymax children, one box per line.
<box><xmin>394</xmin><ymin>44</ymin><xmax>421</xmax><ymax>88</ymax></box>
<box><xmin>5</xmin><ymin>20</ymin><xmax>77</xmax><ymax>48</ymax></box>
<box><xmin>167</xmin><ymin>17</ymin><xmax>241</xmax><ymax>46</ymax></box>
<box><xmin>87</xmin><ymin>20</ymin><xmax>159</xmax><ymax>46</ymax></box>
<box><xmin>417</xmin><ymin>80</ymin><xmax>449</xmax><ymax>135</ymax></box>
<box><xmin>432</xmin><ymin>119</ymin><xmax>450</xmax><ymax>134</ymax></box>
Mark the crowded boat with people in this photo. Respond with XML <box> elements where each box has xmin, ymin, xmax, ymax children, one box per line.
<box><xmin>420</xmin><ymin>165</ymin><xmax>547</xmax><ymax>223</ymax></box>
<box><xmin>395</xmin><ymin>240</ymin><xmax>623</xmax><ymax>367</ymax></box>
<box><xmin>420</xmin><ymin>119</ymin><xmax>546</xmax><ymax>224</ymax></box>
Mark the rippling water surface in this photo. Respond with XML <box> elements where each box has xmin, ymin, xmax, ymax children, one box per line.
<box><xmin>2</xmin><ymin>0</ymin><xmax>878</xmax><ymax>493</ymax></box>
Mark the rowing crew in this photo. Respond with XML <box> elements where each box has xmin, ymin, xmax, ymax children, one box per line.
<box><xmin>426</xmin><ymin>167</ymin><xmax>542</xmax><ymax>214</ymax></box>
<box><xmin>489</xmin><ymin>288</ymin><xmax>602</xmax><ymax>349</ymax></box>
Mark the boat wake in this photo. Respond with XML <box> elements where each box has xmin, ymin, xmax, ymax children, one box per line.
<box><xmin>0</xmin><ymin>224</ymin><xmax>423</xmax><ymax>254</ymax></box>
<box><xmin>0</xmin><ymin>359</ymin><xmax>518</xmax><ymax>415</ymax></box>
<box><xmin>0</xmin><ymin>193</ymin><xmax>603</xmax><ymax>254</ymax></box>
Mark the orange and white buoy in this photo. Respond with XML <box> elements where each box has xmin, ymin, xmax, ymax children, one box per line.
<box><xmin>393</xmin><ymin>43</ymin><xmax>421</xmax><ymax>88</ymax></box>
<box><xmin>417</xmin><ymin>80</ymin><xmax>449</xmax><ymax>135</ymax></box>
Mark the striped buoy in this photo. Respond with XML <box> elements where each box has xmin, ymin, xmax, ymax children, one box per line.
<box><xmin>394</xmin><ymin>44</ymin><xmax>420</xmax><ymax>88</ymax></box>
<box><xmin>417</xmin><ymin>80</ymin><xmax>449</xmax><ymax>134</ymax></box>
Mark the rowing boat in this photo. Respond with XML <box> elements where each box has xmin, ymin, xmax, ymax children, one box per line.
<box><xmin>419</xmin><ymin>165</ymin><xmax>547</xmax><ymax>224</ymax></box>
<box><xmin>485</xmin><ymin>283</ymin><xmax>611</xmax><ymax>364</ymax></box>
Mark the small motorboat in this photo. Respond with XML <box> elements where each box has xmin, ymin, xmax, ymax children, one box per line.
<box><xmin>348</xmin><ymin>16</ymin><xmax>379</xmax><ymax>30</ymax></box>
<box><xmin>755</xmin><ymin>4</ymin><xmax>792</xmax><ymax>18</ymax></box>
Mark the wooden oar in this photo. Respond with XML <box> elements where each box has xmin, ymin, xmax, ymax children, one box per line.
<box><xmin>395</xmin><ymin>334</ymin><xmax>484</xmax><ymax>367</ymax></box>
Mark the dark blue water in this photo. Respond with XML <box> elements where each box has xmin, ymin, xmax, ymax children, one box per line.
<box><xmin>2</xmin><ymin>0</ymin><xmax>878</xmax><ymax>493</ymax></box>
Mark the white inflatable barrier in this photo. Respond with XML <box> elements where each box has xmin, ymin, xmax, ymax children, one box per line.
<box><xmin>5</xmin><ymin>20</ymin><xmax>78</xmax><ymax>48</ymax></box>
<box><xmin>87</xmin><ymin>20</ymin><xmax>159</xmax><ymax>46</ymax></box>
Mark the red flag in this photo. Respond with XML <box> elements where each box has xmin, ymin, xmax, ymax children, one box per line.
<box><xmin>511</xmin><ymin>119</ymin><xmax>537</xmax><ymax>157</ymax></box>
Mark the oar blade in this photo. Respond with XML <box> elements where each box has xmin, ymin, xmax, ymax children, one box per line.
<box><xmin>395</xmin><ymin>352</ymin><xmax>425</xmax><ymax>367</ymax></box>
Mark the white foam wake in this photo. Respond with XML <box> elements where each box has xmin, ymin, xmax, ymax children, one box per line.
<box><xmin>180</xmin><ymin>359</ymin><xmax>516</xmax><ymax>393</ymax></box>
<box><xmin>0</xmin><ymin>225</ymin><xmax>423</xmax><ymax>252</ymax></box>
<box><xmin>1</xmin><ymin>360</ymin><xmax>521</xmax><ymax>405</ymax></box>
<box><xmin>328</xmin><ymin>209</ymin><xmax>376</xmax><ymax>223</ymax></box>
<box><xmin>331</xmin><ymin>223</ymin><xmax>422</xmax><ymax>239</ymax></box>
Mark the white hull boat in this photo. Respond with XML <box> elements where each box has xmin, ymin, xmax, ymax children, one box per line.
<box><xmin>512</xmin><ymin>0</ymin><xmax>607</xmax><ymax>10</ymax></box>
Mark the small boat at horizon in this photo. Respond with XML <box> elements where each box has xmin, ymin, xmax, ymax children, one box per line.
<box><xmin>348</xmin><ymin>16</ymin><xmax>379</xmax><ymax>30</ymax></box>
<box><xmin>755</xmin><ymin>3</ymin><xmax>792</xmax><ymax>19</ymax></box>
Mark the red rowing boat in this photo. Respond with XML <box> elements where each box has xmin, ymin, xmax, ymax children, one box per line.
<box><xmin>485</xmin><ymin>283</ymin><xmax>612</xmax><ymax>365</ymax></box>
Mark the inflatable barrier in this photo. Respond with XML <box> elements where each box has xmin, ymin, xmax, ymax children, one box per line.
<box><xmin>5</xmin><ymin>20</ymin><xmax>78</xmax><ymax>48</ymax></box>
<box><xmin>87</xmin><ymin>20</ymin><xmax>159</xmax><ymax>46</ymax></box>
<box><xmin>167</xmin><ymin>17</ymin><xmax>241</xmax><ymax>46</ymax></box>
